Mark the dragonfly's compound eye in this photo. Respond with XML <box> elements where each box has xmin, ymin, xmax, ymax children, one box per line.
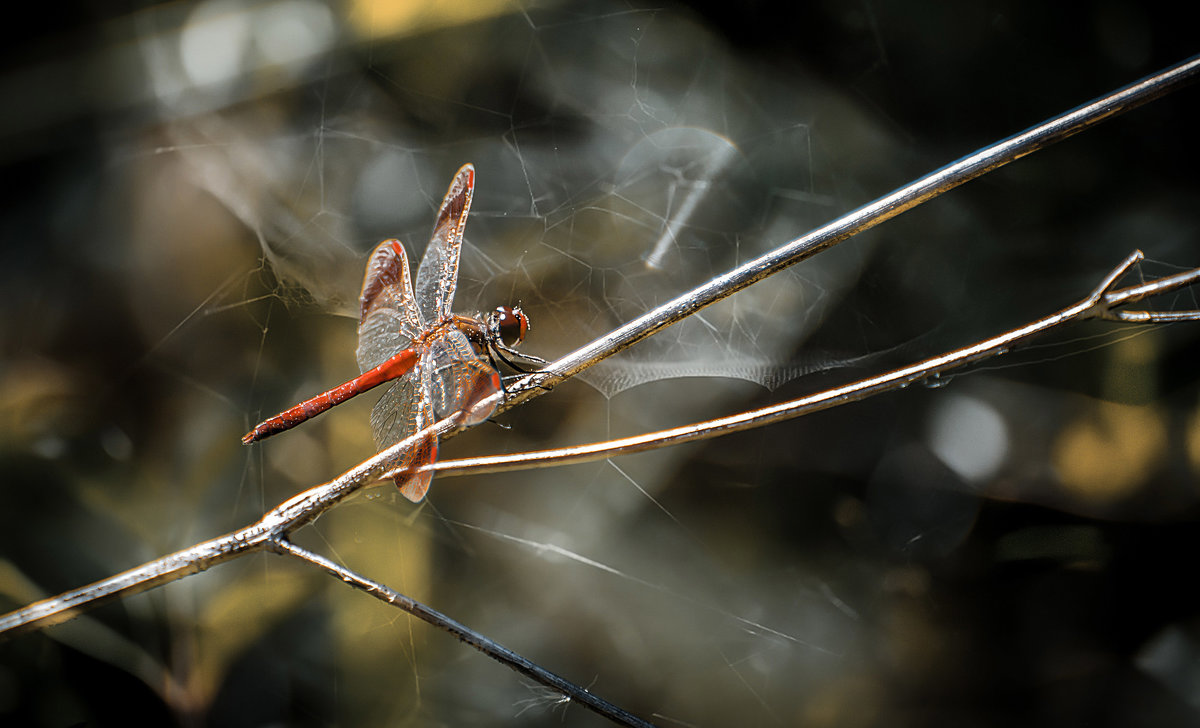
<box><xmin>492</xmin><ymin>305</ymin><xmax>529</xmax><ymax>348</ymax></box>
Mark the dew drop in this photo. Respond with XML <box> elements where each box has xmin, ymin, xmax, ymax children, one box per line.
<box><xmin>923</xmin><ymin>372</ymin><xmax>953</xmax><ymax>389</ymax></box>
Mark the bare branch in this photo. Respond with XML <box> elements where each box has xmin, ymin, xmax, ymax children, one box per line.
<box><xmin>413</xmin><ymin>252</ymin><xmax>1200</xmax><ymax>480</ymax></box>
<box><xmin>1</xmin><ymin>408</ymin><xmax>662</xmax><ymax>727</ymax></box>
<box><xmin>499</xmin><ymin>54</ymin><xmax>1200</xmax><ymax>410</ymax></box>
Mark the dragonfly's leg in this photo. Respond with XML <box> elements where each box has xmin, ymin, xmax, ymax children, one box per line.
<box><xmin>493</xmin><ymin>340</ymin><xmax>550</xmax><ymax>366</ymax></box>
<box><xmin>498</xmin><ymin>371</ymin><xmax>555</xmax><ymax>396</ymax></box>
<box><xmin>489</xmin><ymin>346</ymin><xmax>548</xmax><ymax>375</ymax></box>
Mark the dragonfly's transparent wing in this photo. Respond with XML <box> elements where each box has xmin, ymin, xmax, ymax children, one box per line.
<box><xmin>370</xmin><ymin>366</ymin><xmax>437</xmax><ymax>502</ymax></box>
<box><xmin>415</xmin><ymin>164</ymin><xmax>474</xmax><ymax>325</ymax></box>
<box><xmin>423</xmin><ymin>327</ymin><xmax>502</xmax><ymax>427</ymax></box>
<box><xmin>357</xmin><ymin>239</ymin><xmax>422</xmax><ymax>372</ymax></box>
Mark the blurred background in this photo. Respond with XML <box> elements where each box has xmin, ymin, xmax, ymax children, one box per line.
<box><xmin>1</xmin><ymin>1</ymin><xmax>1198</xmax><ymax>725</ymax></box>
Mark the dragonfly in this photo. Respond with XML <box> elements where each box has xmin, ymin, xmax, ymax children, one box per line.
<box><xmin>242</xmin><ymin>164</ymin><xmax>542</xmax><ymax>501</ymax></box>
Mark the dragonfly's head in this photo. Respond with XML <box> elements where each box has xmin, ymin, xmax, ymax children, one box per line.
<box><xmin>488</xmin><ymin>305</ymin><xmax>530</xmax><ymax>349</ymax></box>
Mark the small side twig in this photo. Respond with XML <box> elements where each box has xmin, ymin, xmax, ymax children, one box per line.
<box><xmin>1095</xmin><ymin>259</ymin><xmax>1200</xmax><ymax>322</ymax></box>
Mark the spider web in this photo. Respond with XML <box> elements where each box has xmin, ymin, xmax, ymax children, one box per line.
<box><xmin>2</xmin><ymin>1</ymin><xmax>1199</xmax><ymax>727</ymax></box>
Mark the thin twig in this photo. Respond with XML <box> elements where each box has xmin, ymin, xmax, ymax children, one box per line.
<box><xmin>411</xmin><ymin>251</ymin><xmax>1200</xmax><ymax>479</ymax></box>
<box><xmin>498</xmin><ymin>53</ymin><xmax>1200</xmax><ymax>411</ymax></box>
<box><xmin>273</xmin><ymin>539</ymin><xmax>658</xmax><ymax>728</ymax></box>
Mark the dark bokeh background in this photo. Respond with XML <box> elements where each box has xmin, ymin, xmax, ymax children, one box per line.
<box><xmin>2</xmin><ymin>1</ymin><xmax>1199</xmax><ymax>726</ymax></box>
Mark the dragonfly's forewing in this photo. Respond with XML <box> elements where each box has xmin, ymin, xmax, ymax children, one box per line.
<box><xmin>415</xmin><ymin>164</ymin><xmax>474</xmax><ymax>325</ymax></box>
<box><xmin>370</xmin><ymin>366</ymin><xmax>437</xmax><ymax>502</ymax></box>
<box><xmin>357</xmin><ymin>239</ymin><xmax>423</xmax><ymax>372</ymax></box>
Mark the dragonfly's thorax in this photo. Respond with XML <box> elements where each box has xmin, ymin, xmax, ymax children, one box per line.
<box><xmin>448</xmin><ymin>314</ymin><xmax>492</xmax><ymax>357</ymax></box>
<box><xmin>440</xmin><ymin>307</ymin><xmax>530</xmax><ymax>357</ymax></box>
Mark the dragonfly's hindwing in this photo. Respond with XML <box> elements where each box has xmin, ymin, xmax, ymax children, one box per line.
<box><xmin>370</xmin><ymin>366</ymin><xmax>436</xmax><ymax>502</ymax></box>
<box><xmin>423</xmin><ymin>327</ymin><xmax>502</xmax><ymax>426</ymax></box>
